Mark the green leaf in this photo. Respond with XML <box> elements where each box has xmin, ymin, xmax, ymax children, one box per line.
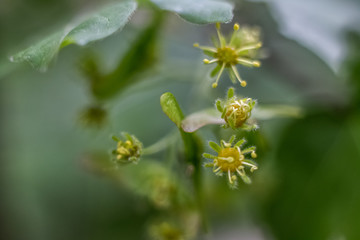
<box><xmin>150</xmin><ymin>0</ymin><xmax>233</xmax><ymax>24</ymax></box>
<box><xmin>10</xmin><ymin>1</ymin><xmax>137</xmax><ymax>71</ymax></box>
<box><xmin>160</xmin><ymin>92</ymin><xmax>185</xmax><ymax>128</ymax></box>
<box><xmin>10</xmin><ymin>32</ymin><xmax>65</xmax><ymax>72</ymax></box>
<box><xmin>181</xmin><ymin>108</ymin><xmax>225</xmax><ymax>133</ymax></box>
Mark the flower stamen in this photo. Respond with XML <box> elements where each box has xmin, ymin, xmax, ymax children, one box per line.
<box><xmin>203</xmin><ymin>135</ymin><xmax>258</xmax><ymax>187</ymax></box>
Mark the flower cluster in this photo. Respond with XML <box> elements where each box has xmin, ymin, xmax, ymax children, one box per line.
<box><xmin>216</xmin><ymin>87</ymin><xmax>257</xmax><ymax>130</ymax></box>
<box><xmin>111</xmin><ymin>132</ymin><xmax>142</xmax><ymax>165</ymax></box>
<box><xmin>203</xmin><ymin>135</ymin><xmax>258</xmax><ymax>188</ymax></box>
<box><xmin>194</xmin><ymin>23</ymin><xmax>262</xmax><ymax>88</ymax></box>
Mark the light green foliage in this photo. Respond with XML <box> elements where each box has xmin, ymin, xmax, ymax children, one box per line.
<box><xmin>160</xmin><ymin>92</ymin><xmax>185</xmax><ymax>129</ymax></box>
<box><xmin>10</xmin><ymin>1</ymin><xmax>137</xmax><ymax>71</ymax></box>
<box><xmin>149</xmin><ymin>0</ymin><xmax>233</xmax><ymax>24</ymax></box>
<box><xmin>10</xmin><ymin>32</ymin><xmax>64</xmax><ymax>72</ymax></box>
<box><xmin>62</xmin><ymin>1</ymin><xmax>137</xmax><ymax>47</ymax></box>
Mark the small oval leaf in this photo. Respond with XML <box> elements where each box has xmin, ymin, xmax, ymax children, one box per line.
<box><xmin>160</xmin><ymin>92</ymin><xmax>184</xmax><ymax>128</ymax></box>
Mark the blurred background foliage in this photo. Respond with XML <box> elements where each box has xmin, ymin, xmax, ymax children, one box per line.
<box><xmin>1</xmin><ymin>0</ymin><xmax>360</xmax><ymax>239</ymax></box>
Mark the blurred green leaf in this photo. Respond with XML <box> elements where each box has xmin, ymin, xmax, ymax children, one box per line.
<box><xmin>88</xmin><ymin>14</ymin><xmax>161</xmax><ymax>100</ymax></box>
<box><xmin>10</xmin><ymin>1</ymin><xmax>137</xmax><ymax>71</ymax></box>
<box><xmin>344</xmin><ymin>31</ymin><xmax>360</xmax><ymax>106</ymax></box>
<box><xmin>160</xmin><ymin>92</ymin><xmax>185</xmax><ymax>128</ymax></box>
<box><xmin>262</xmin><ymin>112</ymin><xmax>360</xmax><ymax>240</ymax></box>
<box><xmin>149</xmin><ymin>0</ymin><xmax>233</xmax><ymax>24</ymax></box>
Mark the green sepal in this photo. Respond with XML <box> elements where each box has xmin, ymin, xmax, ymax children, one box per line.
<box><xmin>209</xmin><ymin>141</ymin><xmax>221</xmax><ymax>153</ymax></box>
<box><xmin>239</xmin><ymin>174</ymin><xmax>252</xmax><ymax>184</ymax></box>
<box><xmin>216</xmin><ymin>100</ymin><xmax>223</xmax><ymax>112</ymax></box>
<box><xmin>203</xmin><ymin>153</ymin><xmax>215</xmax><ymax>159</ymax></box>
<box><xmin>234</xmin><ymin>139</ymin><xmax>246</xmax><ymax>147</ymax></box>
<box><xmin>227</xmin><ymin>87</ymin><xmax>234</xmax><ymax>99</ymax></box>
<box><xmin>211</xmin><ymin>64</ymin><xmax>222</xmax><ymax>77</ymax></box>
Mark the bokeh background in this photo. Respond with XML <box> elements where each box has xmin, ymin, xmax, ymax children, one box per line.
<box><xmin>1</xmin><ymin>0</ymin><xmax>360</xmax><ymax>239</ymax></box>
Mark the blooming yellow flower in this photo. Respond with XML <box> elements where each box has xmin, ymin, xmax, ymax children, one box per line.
<box><xmin>194</xmin><ymin>23</ymin><xmax>262</xmax><ymax>88</ymax></box>
<box><xmin>203</xmin><ymin>135</ymin><xmax>258</xmax><ymax>188</ymax></box>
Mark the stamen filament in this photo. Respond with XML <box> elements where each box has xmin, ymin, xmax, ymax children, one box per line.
<box><xmin>212</xmin><ymin>63</ymin><xmax>225</xmax><ymax>88</ymax></box>
<box><xmin>204</xmin><ymin>59</ymin><xmax>218</xmax><ymax>64</ymax></box>
<box><xmin>231</xmin><ymin>65</ymin><xmax>247</xmax><ymax>87</ymax></box>
<box><xmin>237</xmin><ymin>43</ymin><xmax>262</xmax><ymax>53</ymax></box>
<box><xmin>242</xmin><ymin>147</ymin><xmax>256</xmax><ymax>154</ymax></box>
<box><xmin>216</xmin><ymin>29</ymin><xmax>224</xmax><ymax>48</ymax></box>
<box><xmin>196</xmin><ymin>46</ymin><xmax>217</xmax><ymax>52</ymax></box>
<box><xmin>214</xmin><ymin>167</ymin><xmax>221</xmax><ymax>173</ymax></box>
<box><xmin>237</xmin><ymin>58</ymin><xmax>261</xmax><ymax>67</ymax></box>
<box><xmin>228</xmin><ymin>170</ymin><xmax>233</xmax><ymax>184</ymax></box>
<box><xmin>229</xmin><ymin>26</ymin><xmax>239</xmax><ymax>46</ymax></box>
<box><xmin>242</xmin><ymin>161</ymin><xmax>257</xmax><ymax>169</ymax></box>
<box><xmin>217</xmin><ymin>157</ymin><xmax>234</xmax><ymax>163</ymax></box>
<box><xmin>236</xmin><ymin>168</ymin><xmax>245</xmax><ymax>176</ymax></box>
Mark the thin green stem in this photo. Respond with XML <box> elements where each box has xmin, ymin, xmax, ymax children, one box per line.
<box><xmin>142</xmin><ymin>130</ymin><xmax>178</xmax><ymax>155</ymax></box>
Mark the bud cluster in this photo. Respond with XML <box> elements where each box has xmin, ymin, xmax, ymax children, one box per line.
<box><xmin>111</xmin><ymin>132</ymin><xmax>142</xmax><ymax>165</ymax></box>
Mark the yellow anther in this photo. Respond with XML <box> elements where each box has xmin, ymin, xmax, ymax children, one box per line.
<box><xmin>240</xmin><ymin>81</ymin><xmax>247</xmax><ymax>87</ymax></box>
<box><xmin>215</xmin><ymin>22</ymin><xmax>221</xmax><ymax>29</ymax></box>
<box><xmin>234</xmin><ymin>23</ymin><xmax>240</xmax><ymax>31</ymax></box>
<box><xmin>193</xmin><ymin>43</ymin><xmax>199</xmax><ymax>47</ymax></box>
<box><xmin>251</xmin><ymin>151</ymin><xmax>257</xmax><ymax>158</ymax></box>
<box><xmin>253</xmin><ymin>61</ymin><xmax>261</xmax><ymax>67</ymax></box>
<box><xmin>212</xmin><ymin>83</ymin><xmax>218</xmax><ymax>88</ymax></box>
<box><xmin>112</xmin><ymin>133</ymin><xmax>142</xmax><ymax>165</ymax></box>
<box><xmin>203</xmin><ymin>59</ymin><xmax>210</xmax><ymax>64</ymax></box>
